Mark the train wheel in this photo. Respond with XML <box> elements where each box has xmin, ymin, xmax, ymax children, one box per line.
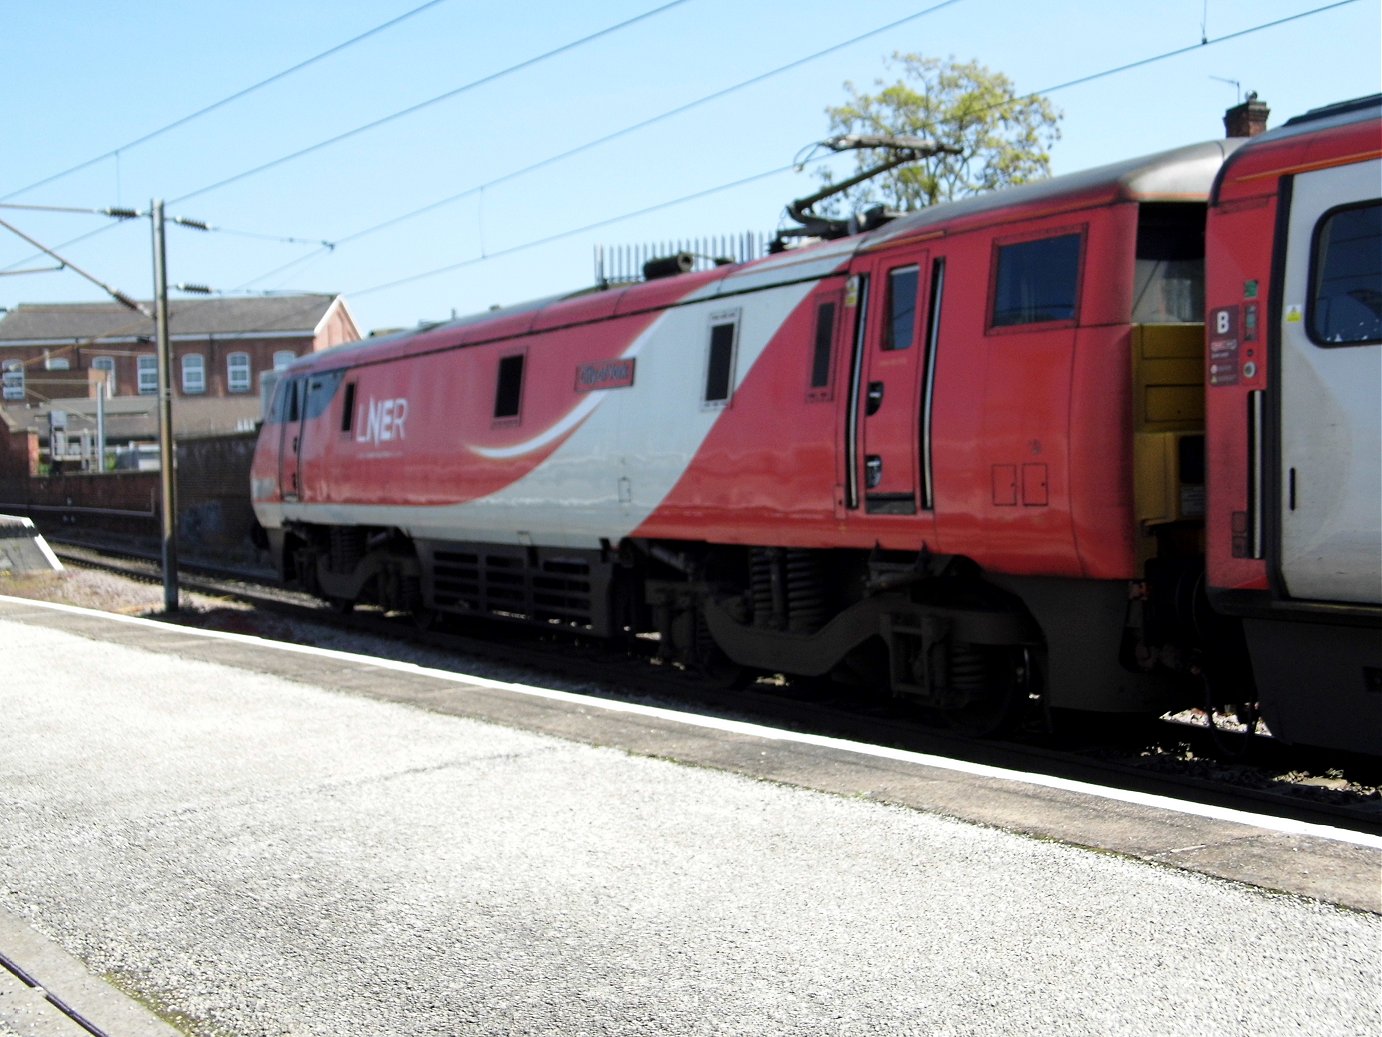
<box><xmin>942</xmin><ymin>645</ymin><xmax>1032</xmax><ymax>737</ymax></box>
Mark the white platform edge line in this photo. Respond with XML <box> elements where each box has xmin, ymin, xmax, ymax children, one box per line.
<box><xmin>4</xmin><ymin>593</ymin><xmax>1379</xmax><ymax>851</ymax></box>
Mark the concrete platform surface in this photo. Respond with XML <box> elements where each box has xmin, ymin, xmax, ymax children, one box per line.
<box><xmin>0</xmin><ymin>595</ymin><xmax>1378</xmax><ymax>1037</ymax></box>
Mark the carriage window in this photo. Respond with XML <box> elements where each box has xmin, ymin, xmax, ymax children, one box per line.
<box><xmin>883</xmin><ymin>266</ymin><xmax>919</xmax><ymax>349</ymax></box>
<box><xmin>704</xmin><ymin>314</ymin><xmax>738</xmax><ymax>407</ymax></box>
<box><xmin>1133</xmin><ymin>203</ymin><xmax>1205</xmax><ymax>323</ymax></box>
<box><xmin>495</xmin><ymin>353</ymin><xmax>525</xmax><ymax>420</ymax></box>
<box><xmin>991</xmin><ymin>232</ymin><xmax>1082</xmax><ymax>327</ymax></box>
<box><xmin>1311</xmin><ymin>202</ymin><xmax>1382</xmax><ymax>346</ymax></box>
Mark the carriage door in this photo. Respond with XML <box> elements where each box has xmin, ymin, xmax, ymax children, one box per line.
<box><xmin>277</xmin><ymin>376</ymin><xmax>306</xmax><ymax>502</ymax></box>
<box><xmin>851</xmin><ymin>252</ymin><xmax>928</xmax><ymax>514</ymax></box>
<box><xmin>1276</xmin><ymin>159</ymin><xmax>1382</xmax><ymax>604</ymax></box>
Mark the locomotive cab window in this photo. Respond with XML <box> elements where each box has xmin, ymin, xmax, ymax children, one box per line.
<box><xmin>1310</xmin><ymin>201</ymin><xmax>1382</xmax><ymax>346</ymax></box>
<box><xmin>278</xmin><ymin>378</ymin><xmax>302</xmax><ymax>423</ymax></box>
<box><xmin>1133</xmin><ymin>203</ymin><xmax>1206</xmax><ymax>323</ymax></box>
<box><xmin>704</xmin><ymin>312</ymin><xmax>739</xmax><ymax>408</ymax></box>
<box><xmin>494</xmin><ymin>353</ymin><xmax>526</xmax><ymax>421</ymax></box>
<box><xmin>991</xmin><ymin>232</ymin><xmax>1082</xmax><ymax>327</ymax></box>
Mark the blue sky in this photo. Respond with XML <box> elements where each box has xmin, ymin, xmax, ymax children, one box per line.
<box><xmin>2</xmin><ymin>0</ymin><xmax>1378</xmax><ymax>334</ymax></box>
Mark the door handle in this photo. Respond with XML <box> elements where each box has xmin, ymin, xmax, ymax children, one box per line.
<box><xmin>865</xmin><ymin>455</ymin><xmax>883</xmax><ymax>488</ymax></box>
<box><xmin>866</xmin><ymin>381</ymin><xmax>884</xmax><ymax>415</ymax></box>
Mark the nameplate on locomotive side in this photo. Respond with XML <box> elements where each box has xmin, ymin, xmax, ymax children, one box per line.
<box><xmin>574</xmin><ymin>359</ymin><xmax>635</xmax><ymax>392</ymax></box>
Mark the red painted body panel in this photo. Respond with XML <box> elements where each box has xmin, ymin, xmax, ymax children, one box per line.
<box><xmin>252</xmin><ymin>141</ymin><xmax>1227</xmax><ymax>583</ymax></box>
<box><xmin>629</xmin><ymin>282</ymin><xmax>849</xmax><ymax>545</ymax></box>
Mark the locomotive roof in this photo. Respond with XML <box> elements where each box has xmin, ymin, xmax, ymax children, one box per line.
<box><xmin>862</xmin><ymin>138</ymin><xmax>1242</xmax><ymax>248</ymax></box>
<box><xmin>1212</xmin><ymin>93</ymin><xmax>1381</xmax><ymax>205</ymax></box>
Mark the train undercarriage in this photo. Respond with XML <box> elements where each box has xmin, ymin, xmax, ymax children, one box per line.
<box><xmin>271</xmin><ymin>522</ymin><xmax>1211</xmax><ymax>737</ymax></box>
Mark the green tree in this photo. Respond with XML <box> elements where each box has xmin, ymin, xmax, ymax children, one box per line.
<box><xmin>818</xmin><ymin>53</ymin><xmax>1061</xmax><ymax>214</ymax></box>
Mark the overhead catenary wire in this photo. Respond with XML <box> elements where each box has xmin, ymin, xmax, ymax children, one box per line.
<box><xmin>256</xmin><ymin>1</ymin><xmax>962</xmax><ymax>260</ymax></box>
<box><xmin>308</xmin><ymin>2</ymin><xmax>1367</xmax><ymax>305</ymax></box>
<box><xmin>1028</xmin><ymin>0</ymin><xmax>1360</xmax><ymax>100</ymax></box>
<box><xmin>349</xmin><ymin>162</ymin><xmax>803</xmax><ymax>298</ymax></box>
<box><xmin>3</xmin><ymin>2</ymin><xmax>1361</xmax><ymax>307</ymax></box>
<box><xmin>169</xmin><ymin>0</ymin><xmax>693</xmax><ymax>205</ymax></box>
<box><xmin>0</xmin><ymin>0</ymin><xmax>456</xmax><ymax>202</ymax></box>
<box><xmin>0</xmin><ymin>0</ymin><xmax>693</xmax><ymax>276</ymax></box>
<box><xmin>0</xmin><ymin>216</ymin><xmax>147</xmax><ymax>316</ymax></box>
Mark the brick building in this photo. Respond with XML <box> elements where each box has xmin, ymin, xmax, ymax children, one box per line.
<box><xmin>0</xmin><ymin>293</ymin><xmax>359</xmax><ymax>407</ymax></box>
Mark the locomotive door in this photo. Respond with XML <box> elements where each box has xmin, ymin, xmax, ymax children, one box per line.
<box><xmin>277</xmin><ymin>376</ymin><xmax>306</xmax><ymax>502</ymax></box>
<box><xmin>848</xmin><ymin>252</ymin><xmax>928</xmax><ymax>514</ymax></box>
<box><xmin>1276</xmin><ymin>158</ymin><xmax>1382</xmax><ymax>605</ymax></box>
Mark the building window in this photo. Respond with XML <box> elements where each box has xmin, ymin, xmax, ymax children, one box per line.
<box><xmin>138</xmin><ymin>355</ymin><xmax>158</xmax><ymax>395</ymax></box>
<box><xmin>227</xmin><ymin>352</ymin><xmax>252</xmax><ymax>393</ymax></box>
<box><xmin>181</xmin><ymin>354</ymin><xmax>206</xmax><ymax>394</ymax></box>
<box><xmin>1</xmin><ymin>360</ymin><xmax>24</xmax><ymax>401</ymax></box>
<box><xmin>991</xmin><ymin>232</ymin><xmax>1083</xmax><ymax>327</ymax></box>
<box><xmin>1311</xmin><ymin>201</ymin><xmax>1382</xmax><ymax>345</ymax></box>
<box><xmin>273</xmin><ymin>350</ymin><xmax>297</xmax><ymax>370</ymax></box>
<box><xmin>90</xmin><ymin>356</ymin><xmax>116</xmax><ymax>396</ymax></box>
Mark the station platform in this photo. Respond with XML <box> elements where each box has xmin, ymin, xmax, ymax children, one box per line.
<box><xmin>0</xmin><ymin>595</ymin><xmax>1378</xmax><ymax>1036</ymax></box>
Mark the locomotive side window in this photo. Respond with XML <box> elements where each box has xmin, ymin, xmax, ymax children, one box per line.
<box><xmin>1310</xmin><ymin>201</ymin><xmax>1382</xmax><ymax>345</ymax></box>
<box><xmin>808</xmin><ymin>298</ymin><xmax>838</xmax><ymax>399</ymax></box>
<box><xmin>882</xmin><ymin>266</ymin><xmax>919</xmax><ymax>349</ymax></box>
<box><xmin>991</xmin><ymin>232</ymin><xmax>1082</xmax><ymax>327</ymax></box>
<box><xmin>341</xmin><ymin>381</ymin><xmax>356</xmax><ymax>433</ymax></box>
<box><xmin>704</xmin><ymin>313</ymin><xmax>738</xmax><ymax>408</ymax></box>
<box><xmin>1133</xmin><ymin>202</ymin><xmax>1206</xmax><ymax>323</ymax></box>
<box><xmin>494</xmin><ymin>353</ymin><xmax>526</xmax><ymax>420</ymax></box>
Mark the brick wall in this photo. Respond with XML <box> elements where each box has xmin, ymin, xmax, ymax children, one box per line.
<box><xmin>0</xmin><ymin>423</ymin><xmax>38</xmax><ymax>480</ymax></box>
<box><xmin>176</xmin><ymin>432</ymin><xmax>260</xmax><ymax>563</ymax></box>
<box><xmin>0</xmin><ymin>430</ymin><xmax>263</xmax><ymax>567</ymax></box>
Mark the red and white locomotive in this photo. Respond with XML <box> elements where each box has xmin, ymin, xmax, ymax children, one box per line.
<box><xmin>252</xmin><ymin>95</ymin><xmax>1381</xmax><ymax>751</ymax></box>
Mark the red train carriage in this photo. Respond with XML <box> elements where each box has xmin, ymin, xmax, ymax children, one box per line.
<box><xmin>253</xmin><ymin>136</ymin><xmax>1243</xmax><ymax>736</ymax></box>
<box><xmin>1204</xmin><ymin>95</ymin><xmax>1382</xmax><ymax>754</ymax></box>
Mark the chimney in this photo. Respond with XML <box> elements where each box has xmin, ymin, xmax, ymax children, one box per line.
<box><xmin>1224</xmin><ymin>92</ymin><xmax>1270</xmax><ymax>138</ymax></box>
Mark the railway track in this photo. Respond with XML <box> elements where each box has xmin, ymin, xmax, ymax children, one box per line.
<box><xmin>40</xmin><ymin>539</ymin><xmax>1382</xmax><ymax>838</ymax></box>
